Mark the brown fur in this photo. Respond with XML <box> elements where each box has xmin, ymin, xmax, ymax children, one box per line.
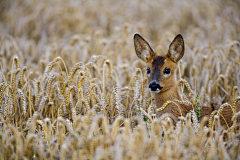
<box><xmin>134</xmin><ymin>33</ymin><xmax>240</xmax><ymax>127</ymax></box>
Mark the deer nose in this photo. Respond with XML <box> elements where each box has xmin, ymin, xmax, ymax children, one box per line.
<box><xmin>149</xmin><ymin>81</ymin><xmax>163</xmax><ymax>92</ymax></box>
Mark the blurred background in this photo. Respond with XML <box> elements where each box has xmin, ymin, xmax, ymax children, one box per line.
<box><xmin>1</xmin><ymin>0</ymin><xmax>240</xmax><ymax>43</ymax></box>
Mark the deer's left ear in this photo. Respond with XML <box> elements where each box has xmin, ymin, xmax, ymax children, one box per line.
<box><xmin>167</xmin><ymin>34</ymin><xmax>184</xmax><ymax>63</ymax></box>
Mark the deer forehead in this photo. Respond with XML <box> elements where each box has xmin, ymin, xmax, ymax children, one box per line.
<box><xmin>152</xmin><ymin>56</ymin><xmax>166</xmax><ymax>67</ymax></box>
<box><xmin>147</xmin><ymin>56</ymin><xmax>171</xmax><ymax>69</ymax></box>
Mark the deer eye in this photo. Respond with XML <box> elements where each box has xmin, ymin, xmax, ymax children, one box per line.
<box><xmin>146</xmin><ymin>68</ymin><xmax>150</xmax><ymax>74</ymax></box>
<box><xmin>164</xmin><ymin>68</ymin><xmax>171</xmax><ymax>74</ymax></box>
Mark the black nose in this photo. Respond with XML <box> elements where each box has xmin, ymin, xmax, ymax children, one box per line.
<box><xmin>149</xmin><ymin>81</ymin><xmax>163</xmax><ymax>91</ymax></box>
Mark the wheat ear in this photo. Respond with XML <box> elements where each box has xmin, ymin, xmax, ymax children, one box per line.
<box><xmin>43</xmin><ymin>57</ymin><xmax>68</xmax><ymax>81</ymax></box>
<box><xmin>177</xmin><ymin>78</ymin><xmax>194</xmax><ymax>94</ymax></box>
<box><xmin>232</xmin><ymin>97</ymin><xmax>240</xmax><ymax>115</ymax></box>
<box><xmin>208</xmin><ymin>110</ymin><xmax>217</xmax><ymax>128</ymax></box>
<box><xmin>66</xmin><ymin>86</ymin><xmax>77</xmax><ymax>107</ymax></box>
<box><xmin>174</xmin><ymin>99</ymin><xmax>193</xmax><ymax>105</ymax></box>
<box><xmin>177</xmin><ymin>78</ymin><xmax>194</xmax><ymax>103</ymax></box>
<box><xmin>217</xmin><ymin>103</ymin><xmax>234</xmax><ymax>118</ymax></box>
<box><xmin>68</xmin><ymin>62</ymin><xmax>84</xmax><ymax>86</ymax></box>
<box><xmin>11</xmin><ymin>68</ymin><xmax>20</xmax><ymax>89</ymax></box>
<box><xmin>230</xmin><ymin>111</ymin><xmax>240</xmax><ymax>133</ymax></box>
<box><xmin>19</xmin><ymin>66</ymin><xmax>27</xmax><ymax>88</ymax></box>
<box><xmin>17</xmin><ymin>89</ymin><xmax>26</xmax><ymax>114</ymax></box>
<box><xmin>102</xmin><ymin>59</ymin><xmax>112</xmax><ymax>97</ymax></box>
<box><xmin>156</xmin><ymin>101</ymin><xmax>184</xmax><ymax>125</ymax></box>
<box><xmin>0</xmin><ymin>83</ymin><xmax>9</xmax><ymax>108</ymax></box>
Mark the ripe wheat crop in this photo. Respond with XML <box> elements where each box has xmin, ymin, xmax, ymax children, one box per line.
<box><xmin>0</xmin><ymin>0</ymin><xmax>240</xmax><ymax>159</ymax></box>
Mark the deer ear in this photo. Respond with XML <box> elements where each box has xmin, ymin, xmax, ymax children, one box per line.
<box><xmin>167</xmin><ymin>34</ymin><xmax>184</xmax><ymax>63</ymax></box>
<box><xmin>134</xmin><ymin>34</ymin><xmax>156</xmax><ymax>62</ymax></box>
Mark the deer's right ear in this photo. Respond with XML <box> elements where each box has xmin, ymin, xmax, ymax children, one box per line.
<box><xmin>134</xmin><ymin>34</ymin><xmax>156</xmax><ymax>62</ymax></box>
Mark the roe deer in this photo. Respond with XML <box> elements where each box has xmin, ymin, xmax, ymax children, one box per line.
<box><xmin>133</xmin><ymin>33</ymin><xmax>240</xmax><ymax>127</ymax></box>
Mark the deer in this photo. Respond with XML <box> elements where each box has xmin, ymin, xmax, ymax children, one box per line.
<box><xmin>133</xmin><ymin>33</ymin><xmax>240</xmax><ymax>128</ymax></box>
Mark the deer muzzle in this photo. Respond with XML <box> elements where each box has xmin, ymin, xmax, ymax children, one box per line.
<box><xmin>149</xmin><ymin>80</ymin><xmax>163</xmax><ymax>93</ymax></box>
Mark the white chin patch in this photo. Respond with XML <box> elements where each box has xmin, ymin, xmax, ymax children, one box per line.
<box><xmin>149</xmin><ymin>88</ymin><xmax>161</xmax><ymax>94</ymax></box>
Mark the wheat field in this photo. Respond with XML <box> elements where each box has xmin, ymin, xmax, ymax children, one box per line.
<box><xmin>0</xmin><ymin>0</ymin><xmax>240</xmax><ymax>159</ymax></box>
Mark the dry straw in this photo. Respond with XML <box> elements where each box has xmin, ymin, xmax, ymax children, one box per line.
<box><xmin>0</xmin><ymin>0</ymin><xmax>240</xmax><ymax>159</ymax></box>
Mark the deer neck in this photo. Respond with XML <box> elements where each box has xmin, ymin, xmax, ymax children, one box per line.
<box><xmin>154</xmin><ymin>85</ymin><xmax>180</xmax><ymax>107</ymax></box>
<box><xmin>154</xmin><ymin>84</ymin><xmax>185</xmax><ymax>117</ymax></box>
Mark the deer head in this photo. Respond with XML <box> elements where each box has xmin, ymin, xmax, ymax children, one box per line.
<box><xmin>134</xmin><ymin>34</ymin><xmax>184</xmax><ymax>94</ymax></box>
